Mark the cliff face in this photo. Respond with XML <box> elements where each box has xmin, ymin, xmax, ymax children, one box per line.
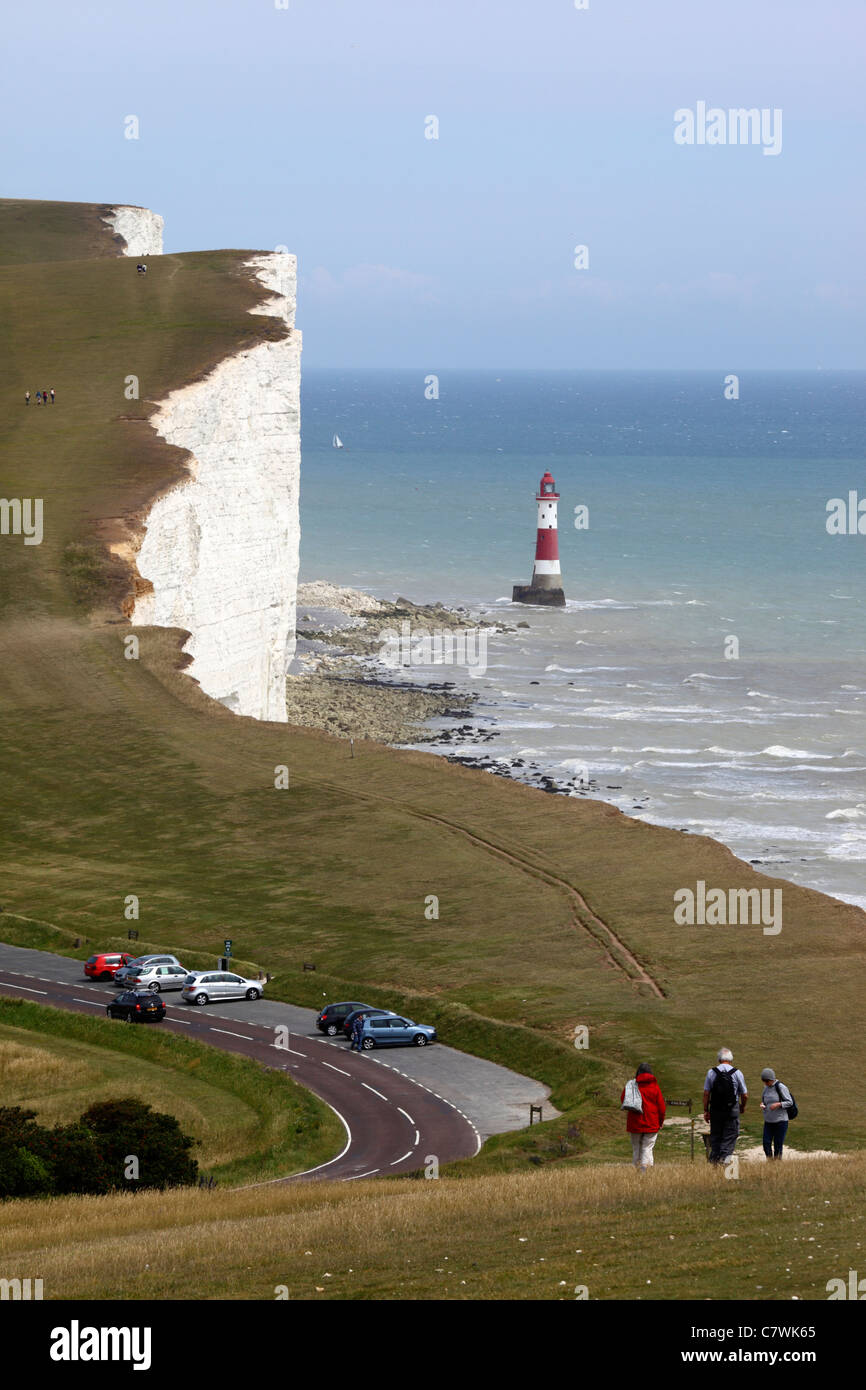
<box><xmin>132</xmin><ymin>250</ymin><xmax>302</xmax><ymax>723</ymax></box>
<box><xmin>104</xmin><ymin>205</ymin><xmax>165</xmax><ymax>256</ymax></box>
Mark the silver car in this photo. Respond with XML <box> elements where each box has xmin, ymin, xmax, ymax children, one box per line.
<box><xmin>122</xmin><ymin>962</ymin><xmax>190</xmax><ymax>993</ymax></box>
<box><xmin>114</xmin><ymin>954</ymin><xmax>185</xmax><ymax>987</ymax></box>
<box><xmin>181</xmin><ymin>971</ymin><xmax>265</xmax><ymax>1006</ymax></box>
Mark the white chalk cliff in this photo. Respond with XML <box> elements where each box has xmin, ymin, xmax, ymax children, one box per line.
<box><xmin>132</xmin><ymin>247</ymin><xmax>302</xmax><ymax>723</ymax></box>
<box><xmin>104</xmin><ymin>205</ymin><xmax>165</xmax><ymax>257</ymax></box>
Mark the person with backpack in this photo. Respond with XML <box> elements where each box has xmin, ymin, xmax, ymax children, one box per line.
<box><xmin>620</xmin><ymin>1063</ymin><xmax>666</xmax><ymax>1172</ymax></box>
<box><xmin>703</xmin><ymin>1047</ymin><xmax>748</xmax><ymax>1164</ymax></box>
<box><xmin>759</xmin><ymin>1067</ymin><xmax>795</xmax><ymax>1159</ymax></box>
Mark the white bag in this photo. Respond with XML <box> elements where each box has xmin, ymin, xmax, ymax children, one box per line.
<box><xmin>622</xmin><ymin>1078</ymin><xmax>644</xmax><ymax>1113</ymax></box>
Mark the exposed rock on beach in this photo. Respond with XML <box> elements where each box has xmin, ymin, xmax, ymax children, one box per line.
<box><xmin>287</xmin><ymin>582</ymin><xmax>497</xmax><ymax>743</ymax></box>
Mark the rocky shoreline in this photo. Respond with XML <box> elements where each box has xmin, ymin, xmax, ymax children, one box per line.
<box><xmin>287</xmin><ymin>584</ymin><xmax>678</xmax><ymax>817</ymax></box>
<box><xmin>287</xmin><ymin>582</ymin><xmax>494</xmax><ymax>743</ymax></box>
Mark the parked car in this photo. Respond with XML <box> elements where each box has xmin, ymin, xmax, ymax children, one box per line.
<box><xmin>114</xmin><ymin>954</ymin><xmax>185</xmax><ymax>987</ymax></box>
<box><xmin>121</xmin><ymin>962</ymin><xmax>189</xmax><ymax>993</ymax></box>
<box><xmin>340</xmin><ymin>1007</ymin><xmax>397</xmax><ymax>1040</ymax></box>
<box><xmin>317</xmin><ymin>1002</ymin><xmax>375</xmax><ymax>1036</ymax></box>
<box><xmin>181</xmin><ymin>971</ymin><xmax>265</xmax><ymax>1006</ymax></box>
<box><xmin>84</xmin><ymin>952</ymin><xmax>134</xmax><ymax>982</ymax></box>
<box><xmin>106</xmin><ymin>990</ymin><xmax>166</xmax><ymax>1023</ymax></box>
<box><xmin>359</xmin><ymin>1016</ymin><xmax>437</xmax><ymax>1049</ymax></box>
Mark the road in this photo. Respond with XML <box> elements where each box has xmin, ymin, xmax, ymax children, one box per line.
<box><xmin>0</xmin><ymin>942</ymin><xmax>556</xmax><ymax>1184</ymax></box>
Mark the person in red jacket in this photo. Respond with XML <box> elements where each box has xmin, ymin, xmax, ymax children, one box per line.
<box><xmin>620</xmin><ymin>1064</ymin><xmax>666</xmax><ymax>1171</ymax></box>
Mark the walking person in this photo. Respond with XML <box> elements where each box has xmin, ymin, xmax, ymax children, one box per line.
<box><xmin>703</xmin><ymin>1047</ymin><xmax>748</xmax><ymax>1165</ymax></box>
<box><xmin>620</xmin><ymin>1063</ymin><xmax>666</xmax><ymax>1172</ymax></box>
<box><xmin>760</xmin><ymin>1068</ymin><xmax>794</xmax><ymax>1159</ymax></box>
<box><xmin>50</xmin><ymin>388</ymin><xmax>55</xmax><ymax>404</ymax></box>
<box><xmin>35</xmin><ymin>391</ymin><xmax>42</xmax><ymax>405</ymax></box>
<box><xmin>25</xmin><ymin>390</ymin><xmax>30</xmax><ymax>405</ymax></box>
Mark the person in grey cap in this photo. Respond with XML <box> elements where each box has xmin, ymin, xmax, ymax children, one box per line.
<box><xmin>703</xmin><ymin>1047</ymin><xmax>748</xmax><ymax>1164</ymax></box>
<box><xmin>760</xmin><ymin>1068</ymin><xmax>794</xmax><ymax>1159</ymax></box>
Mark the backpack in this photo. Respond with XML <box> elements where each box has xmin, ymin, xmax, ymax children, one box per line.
<box><xmin>776</xmin><ymin>1081</ymin><xmax>798</xmax><ymax>1120</ymax></box>
<box><xmin>621</xmin><ymin>1078</ymin><xmax>643</xmax><ymax>1113</ymax></box>
<box><xmin>709</xmin><ymin>1066</ymin><xmax>739</xmax><ymax>1112</ymax></box>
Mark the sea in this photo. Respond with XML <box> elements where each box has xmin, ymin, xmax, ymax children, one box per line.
<box><xmin>298</xmin><ymin>370</ymin><xmax>866</xmax><ymax>910</ymax></box>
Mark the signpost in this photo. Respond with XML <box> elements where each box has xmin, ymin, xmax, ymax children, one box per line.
<box><xmin>667</xmin><ymin>1098</ymin><xmax>694</xmax><ymax>1159</ymax></box>
<box><xmin>224</xmin><ymin>939</ymin><xmax>232</xmax><ymax>958</ymax></box>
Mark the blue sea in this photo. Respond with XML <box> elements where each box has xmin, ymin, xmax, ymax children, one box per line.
<box><xmin>298</xmin><ymin>370</ymin><xmax>866</xmax><ymax>909</ymax></box>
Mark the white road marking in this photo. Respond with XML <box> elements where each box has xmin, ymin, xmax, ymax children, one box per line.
<box><xmin>210</xmin><ymin>1028</ymin><xmax>253</xmax><ymax>1041</ymax></box>
<box><xmin>344</xmin><ymin>1168</ymin><xmax>379</xmax><ymax>1181</ymax></box>
<box><xmin>389</xmin><ymin>1151</ymin><xmax>414</xmax><ymax>1166</ymax></box>
<box><xmin>271</xmin><ymin>1042</ymin><xmax>307</xmax><ymax>1057</ymax></box>
<box><xmin>73</xmin><ymin>998</ymin><xmax>103</xmax><ymax>1006</ymax></box>
<box><xmin>361</xmin><ymin>1082</ymin><xmax>388</xmax><ymax>1101</ymax></box>
<box><xmin>397</xmin><ymin>1107</ymin><xmax>415</xmax><ymax>1124</ymax></box>
<box><xmin>1</xmin><ymin>983</ymin><xmax>47</xmax><ymax>994</ymax></box>
<box><xmin>322</xmin><ymin>1062</ymin><xmax>350</xmax><ymax>1076</ymax></box>
<box><xmin>414</xmin><ymin>1130</ymin><xmax>420</xmax><ymax>1146</ymax></box>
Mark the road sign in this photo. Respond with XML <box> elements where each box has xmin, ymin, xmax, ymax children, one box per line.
<box><xmin>224</xmin><ymin>939</ymin><xmax>232</xmax><ymax>956</ymax></box>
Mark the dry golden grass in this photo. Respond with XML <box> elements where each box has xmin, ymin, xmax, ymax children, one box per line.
<box><xmin>0</xmin><ymin>1039</ymin><xmax>92</xmax><ymax>1091</ymax></box>
<box><xmin>2</xmin><ymin>1155</ymin><xmax>863</xmax><ymax>1301</ymax></box>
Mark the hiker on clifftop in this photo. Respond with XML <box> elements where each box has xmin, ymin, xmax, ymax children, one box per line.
<box><xmin>620</xmin><ymin>1064</ymin><xmax>666</xmax><ymax>1172</ymax></box>
<box><xmin>703</xmin><ymin>1047</ymin><xmax>748</xmax><ymax>1164</ymax></box>
<box><xmin>759</xmin><ymin>1067</ymin><xmax>794</xmax><ymax>1160</ymax></box>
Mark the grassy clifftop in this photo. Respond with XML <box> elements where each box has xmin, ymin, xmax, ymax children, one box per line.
<box><xmin>1</xmin><ymin>200</ymin><xmax>864</xmax><ymax>1162</ymax></box>
<box><xmin>0</xmin><ymin>199</ymin><xmax>123</xmax><ymax>266</ymax></box>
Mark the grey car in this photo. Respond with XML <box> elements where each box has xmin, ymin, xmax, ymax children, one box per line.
<box><xmin>181</xmin><ymin>971</ymin><xmax>265</xmax><ymax>1006</ymax></box>
<box><xmin>359</xmin><ymin>1016</ymin><xmax>437</xmax><ymax>1049</ymax></box>
<box><xmin>114</xmin><ymin>954</ymin><xmax>185</xmax><ymax>987</ymax></box>
<box><xmin>121</xmin><ymin>962</ymin><xmax>189</xmax><ymax>993</ymax></box>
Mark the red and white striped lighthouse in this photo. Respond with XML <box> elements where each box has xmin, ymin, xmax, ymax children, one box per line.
<box><xmin>512</xmin><ymin>471</ymin><xmax>566</xmax><ymax>607</ymax></box>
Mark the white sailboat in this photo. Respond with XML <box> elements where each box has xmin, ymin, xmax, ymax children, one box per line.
<box><xmin>332</xmin><ymin>433</ymin><xmax>344</xmax><ymax>449</ymax></box>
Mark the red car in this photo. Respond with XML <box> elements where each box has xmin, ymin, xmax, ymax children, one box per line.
<box><xmin>84</xmin><ymin>951</ymin><xmax>133</xmax><ymax>982</ymax></box>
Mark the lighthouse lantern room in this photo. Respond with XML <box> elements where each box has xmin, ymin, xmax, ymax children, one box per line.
<box><xmin>512</xmin><ymin>470</ymin><xmax>566</xmax><ymax>607</ymax></box>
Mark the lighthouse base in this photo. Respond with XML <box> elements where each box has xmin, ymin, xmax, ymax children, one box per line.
<box><xmin>512</xmin><ymin>584</ymin><xmax>566</xmax><ymax>608</ymax></box>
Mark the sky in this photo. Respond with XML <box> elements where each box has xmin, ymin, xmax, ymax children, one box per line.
<box><xmin>4</xmin><ymin>0</ymin><xmax>865</xmax><ymax>368</ymax></box>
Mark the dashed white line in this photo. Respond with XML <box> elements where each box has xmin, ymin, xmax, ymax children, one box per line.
<box><xmin>1</xmin><ymin>983</ymin><xmax>47</xmax><ymax>994</ymax></box>
<box><xmin>73</xmin><ymin>998</ymin><xmax>102</xmax><ymax>1006</ymax></box>
<box><xmin>389</xmin><ymin>1151</ymin><xmax>414</xmax><ymax>1166</ymax></box>
<box><xmin>210</xmin><ymin>1028</ymin><xmax>253</xmax><ymax>1041</ymax></box>
<box><xmin>397</xmin><ymin>1106</ymin><xmax>415</xmax><ymax>1124</ymax></box>
<box><xmin>322</xmin><ymin>1062</ymin><xmax>350</xmax><ymax>1076</ymax></box>
<box><xmin>414</xmin><ymin>1130</ymin><xmax>420</xmax><ymax>1147</ymax></box>
<box><xmin>361</xmin><ymin>1082</ymin><xmax>388</xmax><ymax>1101</ymax></box>
<box><xmin>344</xmin><ymin>1168</ymin><xmax>379</xmax><ymax>1181</ymax></box>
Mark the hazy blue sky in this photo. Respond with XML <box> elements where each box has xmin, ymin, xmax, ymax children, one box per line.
<box><xmin>5</xmin><ymin>1</ymin><xmax>864</xmax><ymax>367</ymax></box>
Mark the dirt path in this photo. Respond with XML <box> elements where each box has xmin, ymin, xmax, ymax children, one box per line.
<box><xmin>306</xmin><ymin>775</ymin><xmax>666</xmax><ymax>999</ymax></box>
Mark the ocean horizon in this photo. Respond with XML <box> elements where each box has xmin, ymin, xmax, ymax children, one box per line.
<box><xmin>298</xmin><ymin>369</ymin><xmax>866</xmax><ymax>909</ymax></box>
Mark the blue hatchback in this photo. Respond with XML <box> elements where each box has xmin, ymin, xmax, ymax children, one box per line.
<box><xmin>360</xmin><ymin>1015</ymin><xmax>437</xmax><ymax>1049</ymax></box>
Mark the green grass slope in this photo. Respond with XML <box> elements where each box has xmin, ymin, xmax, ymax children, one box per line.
<box><xmin>0</xmin><ymin>199</ymin><xmax>123</xmax><ymax>266</ymax></box>
<box><xmin>1</xmin><ymin>199</ymin><xmax>865</xmax><ymax>1163</ymax></box>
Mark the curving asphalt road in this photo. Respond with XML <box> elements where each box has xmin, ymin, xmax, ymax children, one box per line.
<box><xmin>0</xmin><ymin>941</ymin><xmax>556</xmax><ymax>1184</ymax></box>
